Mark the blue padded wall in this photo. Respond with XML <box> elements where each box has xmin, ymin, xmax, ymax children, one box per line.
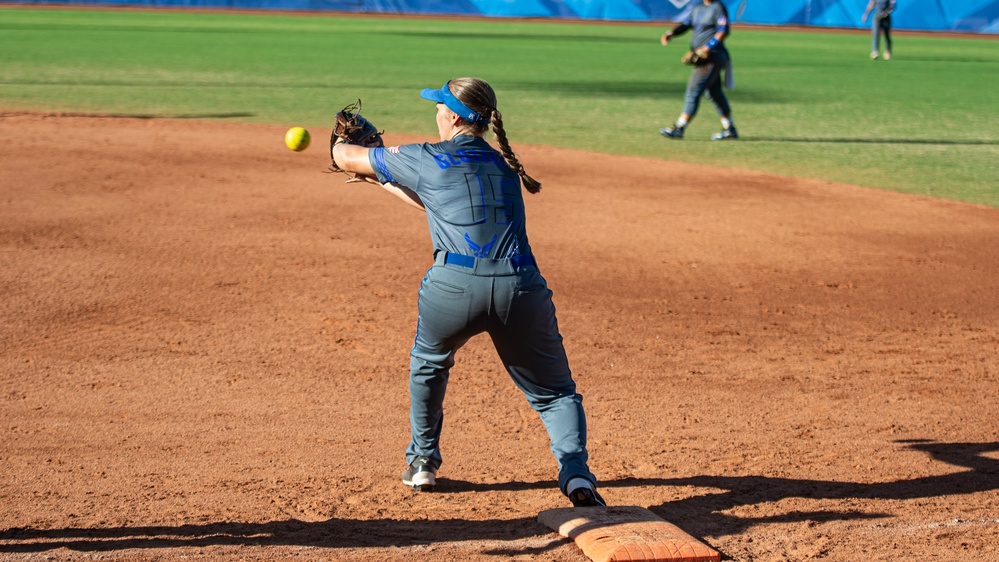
<box><xmin>5</xmin><ymin>0</ymin><xmax>998</xmax><ymax>33</ymax></box>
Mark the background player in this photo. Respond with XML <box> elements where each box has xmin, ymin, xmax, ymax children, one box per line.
<box><xmin>330</xmin><ymin>77</ymin><xmax>605</xmax><ymax>508</ymax></box>
<box><xmin>659</xmin><ymin>0</ymin><xmax>738</xmax><ymax>141</ymax></box>
<box><xmin>862</xmin><ymin>0</ymin><xmax>896</xmax><ymax>60</ymax></box>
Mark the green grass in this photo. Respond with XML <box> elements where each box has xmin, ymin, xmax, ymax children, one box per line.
<box><xmin>2</xmin><ymin>7</ymin><xmax>997</xmax><ymax>206</ymax></box>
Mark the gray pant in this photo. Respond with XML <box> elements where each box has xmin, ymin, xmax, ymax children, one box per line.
<box><xmin>682</xmin><ymin>55</ymin><xmax>731</xmax><ymax>120</ymax></box>
<box><xmin>406</xmin><ymin>251</ymin><xmax>595</xmax><ymax>494</ymax></box>
<box><xmin>872</xmin><ymin>14</ymin><xmax>893</xmax><ymax>53</ymax></box>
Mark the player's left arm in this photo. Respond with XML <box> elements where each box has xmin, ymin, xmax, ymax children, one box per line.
<box><xmin>331</xmin><ymin>144</ymin><xmax>425</xmax><ymax>211</ymax></box>
<box><xmin>332</xmin><ymin>143</ymin><xmax>375</xmax><ymax>177</ymax></box>
<box><xmin>696</xmin><ymin>11</ymin><xmax>730</xmax><ymax>58</ymax></box>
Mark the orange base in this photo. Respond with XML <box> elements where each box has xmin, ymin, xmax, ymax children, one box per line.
<box><xmin>538</xmin><ymin>506</ymin><xmax>721</xmax><ymax>562</ymax></box>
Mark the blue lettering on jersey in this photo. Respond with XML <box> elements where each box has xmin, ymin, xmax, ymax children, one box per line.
<box><xmin>433</xmin><ymin>149</ymin><xmax>507</xmax><ymax>170</ymax></box>
<box><xmin>433</xmin><ymin>153</ymin><xmax>452</xmax><ymax>170</ymax></box>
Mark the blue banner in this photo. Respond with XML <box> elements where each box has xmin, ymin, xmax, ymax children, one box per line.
<box><xmin>5</xmin><ymin>0</ymin><xmax>998</xmax><ymax>33</ymax></box>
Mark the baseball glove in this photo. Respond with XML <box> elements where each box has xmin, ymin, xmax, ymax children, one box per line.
<box><xmin>327</xmin><ymin>99</ymin><xmax>384</xmax><ymax>178</ymax></box>
<box><xmin>681</xmin><ymin>47</ymin><xmax>711</xmax><ymax>66</ymax></box>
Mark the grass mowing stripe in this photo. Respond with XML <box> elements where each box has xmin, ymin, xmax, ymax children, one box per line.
<box><xmin>1</xmin><ymin>7</ymin><xmax>996</xmax><ymax>206</ymax></box>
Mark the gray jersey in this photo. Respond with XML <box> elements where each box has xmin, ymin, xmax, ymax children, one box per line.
<box><xmin>685</xmin><ymin>1</ymin><xmax>730</xmax><ymax>53</ymax></box>
<box><xmin>873</xmin><ymin>0</ymin><xmax>895</xmax><ymax>15</ymax></box>
<box><xmin>369</xmin><ymin>135</ymin><xmax>531</xmax><ymax>260</ymax></box>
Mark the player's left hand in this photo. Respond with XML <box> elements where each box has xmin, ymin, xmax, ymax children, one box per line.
<box><xmin>330</xmin><ymin>99</ymin><xmax>383</xmax><ymax>151</ymax></box>
<box><xmin>695</xmin><ymin>46</ymin><xmax>710</xmax><ymax>59</ymax></box>
<box><xmin>327</xmin><ymin>99</ymin><xmax>384</xmax><ymax>178</ymax></box>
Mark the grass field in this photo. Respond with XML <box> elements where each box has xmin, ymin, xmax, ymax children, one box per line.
<box><xmin>1</xmin><ymin>7</ymin><xmax>997</xmax><ymax>206</ymax></box>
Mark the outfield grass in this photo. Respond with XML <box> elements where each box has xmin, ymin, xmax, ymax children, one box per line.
<box><xmin>2</xmin><ymin>7</ymin><xmax>997</xmax><ymax>206</ymax></box>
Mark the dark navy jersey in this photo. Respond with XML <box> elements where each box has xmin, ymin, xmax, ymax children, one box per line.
<box><xmin>369</xmin><ymin>135</ymin><xmax>532</xmax><ymax>260</ymax></box>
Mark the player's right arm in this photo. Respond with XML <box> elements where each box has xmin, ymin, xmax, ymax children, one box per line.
<box><xmin>379</xmin><ymin>182</ymin><xmax>425</xmax><ymax>211</ymax></box>
<box><xmin>862</xmin><ymin>0</ymin><xmax>875</xmax><ymax>21</ymax></box>
<box><xmin>662</xmin><ymin>21</ymin><xmax>691</xmax><ymax>46</ymax></box>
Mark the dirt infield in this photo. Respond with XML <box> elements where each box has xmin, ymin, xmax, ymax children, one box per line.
<box><xmin>2</xmin><ymin>112</ymin><xmax>998</xmax><ymax>561</ymax></box>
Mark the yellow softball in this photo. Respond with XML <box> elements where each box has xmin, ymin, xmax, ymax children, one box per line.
<box><xmin>284</xmin><ymin>127</ymin><xmax>310</xmax><ymax>152</ymax></box>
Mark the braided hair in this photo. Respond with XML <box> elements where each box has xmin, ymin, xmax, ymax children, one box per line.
<box><xmin>447</xmin><ymin>77</ymin><xmax>542</xmax><ymax>194</ymax></box>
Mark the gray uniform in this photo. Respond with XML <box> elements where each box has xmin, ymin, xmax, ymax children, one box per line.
<box><xmin>687</xmin><ymin>1</ymin><xmax>730</xmax><ymax>54</ymax></box>
<box><xmin>676</xmin><ymin>0</ymin><xmax>732</xmax><ymax>119</ymax></box>
<box><xmin>369</xmin><ymin>135</ymin><xmax>596</xmax><ymax>494</ymax></box>
<box><xmin>870</xmin><ymin>0</ymin><xmax>895</xmax><ymax>54</ymax></box>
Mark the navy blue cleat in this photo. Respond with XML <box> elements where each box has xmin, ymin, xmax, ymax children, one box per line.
<box><xmin>568</xmin><ymin>486</ymin><xmax>607</xmax><ymax>507</ymax></box>
<box><xmin>710</xmin><ymin>127</ymin><xmax>739</xmax><ymax>140</ymax></box>
<box><xmin>659</xmin><ymin>126</ymin><xmax>685</xmax><ymax>139</ymax></box>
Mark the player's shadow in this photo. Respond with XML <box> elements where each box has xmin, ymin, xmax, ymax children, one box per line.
<box><xmin>637</xmin><ymin>439</ymin><xmax>999</xmax><ymax>538</ymax></box>
<box><xmin>57</xmin><ymin>111</ymin><xmax>257</xmax><ymax>120</ymax></box>
<box><xmin>738</xmin><ymin>137</ymin><xmax>997</xmax><ymax>145</ymax></box>
<box><xmin>0</xmin><ymin>516</ymin><xmax>567</xmax><ymax>555</ymax></box>
<box><xmin>1</xmin><ymin>440</ymin><xmax>995</xmax><ymax>555</ymax></box>
<box><xmin>2</xmin><ymin>110</ymin><xmax>257</xmax><ymax>120</ymax></box>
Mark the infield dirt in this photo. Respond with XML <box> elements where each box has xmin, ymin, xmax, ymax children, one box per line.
<box><xmin>2</xmin><ymin>112</ymin><xmax>998</xmax><ymax>561</ymax></box>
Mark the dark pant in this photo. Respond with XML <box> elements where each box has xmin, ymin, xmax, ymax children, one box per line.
<box><xmin>872</xmin><ymin>15</ymin><xmax>892</xmax><ymax>53</ymax></box>
<box><xmin>682</xmin><ymin>59</ymin><xmax>731</xmax><ymax>119</ymax></box>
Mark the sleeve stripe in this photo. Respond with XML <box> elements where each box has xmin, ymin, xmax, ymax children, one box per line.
<box><xmin>371</xmin><ymin>147</ymin><xmax>395</xmax><ymax>184</ymax></box>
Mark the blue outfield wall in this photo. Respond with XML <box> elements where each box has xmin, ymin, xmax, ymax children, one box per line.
<box><xmin>5</xmin><ymin>0</ymin><xmax>998</xmax><ymax>33</ymax></box>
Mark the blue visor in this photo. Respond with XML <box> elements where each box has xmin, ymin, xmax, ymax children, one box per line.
<box><xmin>420</xmin><ymin>82</ymin><xmax>490</xmax><ymax>125</ymax></box>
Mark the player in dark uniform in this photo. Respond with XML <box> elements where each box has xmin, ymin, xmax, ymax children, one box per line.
<box><xmin>862</xmin><ymin>0</ymin><xmax>896</xmax><ymax>60</ymax></box>
<box><xmin>330</xmin><ymin>77</ymin><xmax>605</xmax><ymax>508</ymax></box>
<box><xmin>659</xmin><ymin>0</ymin><xmax>738</xmax><ymax>141</ymax></box>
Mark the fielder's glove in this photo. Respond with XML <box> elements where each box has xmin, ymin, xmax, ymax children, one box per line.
<box><xmin>681</xmin><ymin>47</ymin><xmax>711</xmax><ymax>66</ymax></box>
<box><xmin>327</xmin><ymin>99</ymin><xmax>384</xmax><ymax>178</ymax></box>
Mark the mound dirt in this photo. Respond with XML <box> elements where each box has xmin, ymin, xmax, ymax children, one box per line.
<box><xmin>2</xmin><ymin>112</ymin><xmax>997</xmax><ymax>561</ymax></box>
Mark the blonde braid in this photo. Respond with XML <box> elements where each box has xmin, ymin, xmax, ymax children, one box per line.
<box><xmin>448</xmin><ymin>77</ymin><xmax>542</xmax><ymax>194</ymax></box>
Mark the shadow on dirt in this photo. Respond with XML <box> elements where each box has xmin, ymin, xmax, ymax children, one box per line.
<box><xmin>643</xmin><ymin>440</ymin><xmax>999</xmax><ymax>538</ymax></box>
<box><xmin>736</xmin><ymin>137</ymin><xmax>997</xmax><ymax>145</ymax></box>
<box><xmin>2</xmin><ymin>440</ymin><xmax>995</xmax><ymax>554</ymax></box>
<box><xmin>0</xmin><ymin>517</ymin><xmax>561</xmax><ymax>553</ymax></box>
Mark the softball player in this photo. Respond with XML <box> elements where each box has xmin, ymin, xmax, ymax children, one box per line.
<box><xmin>331</xmin><ymin>77</ymin><xmax>604</xmax><ymax>508</ymax></box>
<box><xmin>660</xmin><ymin>0</ymin><xmax>738</xmax><ymax>141</ymax></box>
<box><xmin>862</xmin><ymin>0</ymin><xmax>896</xmax><ymax>60</ymax></box>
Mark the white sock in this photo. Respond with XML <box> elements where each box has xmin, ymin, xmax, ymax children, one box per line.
<box><xmin>567</xmin><ymin>477</ymin><xmax>594</xmax><ymax>494</ymax></box>
<box><xmin>721</xmin><ymin>117</ymin><xmax>732</xmax><ymax>129</ymax></box>
<box><xmin>676</xmin><ymin>117</ymin><xmax>688</xmax><ymax>128</ymax></box>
